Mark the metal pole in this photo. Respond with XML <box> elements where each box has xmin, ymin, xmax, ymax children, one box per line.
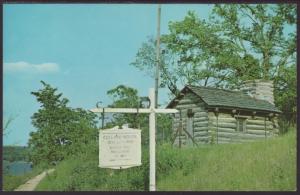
<box><xmin>149</xmin><ymin>88</ymin><xmax>156</xmax><ymax>191</ymax></box>
<box><xmin>155</xmin><ymin>4</ymin><xmax>161</xmax><ymax>108</ymax></box>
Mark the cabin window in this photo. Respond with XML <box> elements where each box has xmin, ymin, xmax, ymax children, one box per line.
<box><xmin>236</xmin><ymin>118</ymin><xmax>246</xmax><ymax>132</ymax></box>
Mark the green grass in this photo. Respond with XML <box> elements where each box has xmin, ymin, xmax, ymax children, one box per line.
<box><xmin>157</xmin><ymin>129</ymin><xmax>296</xmax><ymax>191</ymax></box>
<box><xmin>35</xmin><ymin>129</ymin><xmax>296</xmax><ymax>191</ymax></box>
<box><xmin>2</xmin><ymin>162</ymin><xmax>49</xmax><ymax>191</ymax></box>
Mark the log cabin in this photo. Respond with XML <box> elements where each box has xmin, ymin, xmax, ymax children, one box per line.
<box><xmin>166</xmin><ymin>80</ymin><xmax>281</xmax><ymax>146</ymax></box>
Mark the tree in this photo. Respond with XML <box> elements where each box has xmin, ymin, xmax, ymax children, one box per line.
<box><xmin>274</xmin><ymin>63</ymin><xmax>296</xmax><ymax>127</ymax></box>
<box><xmin>211</xmin><ymin>4</ymin><xmax>296</xmax><ymax>82</ymax></box>
<box><xmin>28</xmin><ymin>81</ymin><xmax>98</xmax><ymax>165</ymax></box>
<box><xmin>131</xmin><ymin>4</ymin><xmax>296</xmax><ymax>123</ymax></box>
<box><xmin>105</xmin><ymin>85</ymin><xmax>172</xmax><ymax>145</ymax></box>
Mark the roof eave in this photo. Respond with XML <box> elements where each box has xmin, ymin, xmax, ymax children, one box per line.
<box><xmin>206</xmin><ymin>105</ymin><xmax>282</xmax><ymax>114</ymax></box>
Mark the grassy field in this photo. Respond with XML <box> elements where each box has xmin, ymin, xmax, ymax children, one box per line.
<box><xmin>158</xmin><ymin>129</ymin><xmax>296</xmax><ymax>191</ymax></box>
<box><xmin>35</xmin><ymin>128</ymin><xmax>296</xmax><ymax>191</ymax></box>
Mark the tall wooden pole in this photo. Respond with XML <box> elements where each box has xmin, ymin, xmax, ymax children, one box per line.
<box><xmin>149</xmin><ymin>88</ymin><xmax>156</xmax><ymax>191</ymax></box>
<box><xmin>155</xmin><ymin>4</ymin><xmax>161</xmax><ymax>108</ymax></box>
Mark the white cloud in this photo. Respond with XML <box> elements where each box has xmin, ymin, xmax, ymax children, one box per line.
<box><xmin>4</xmin><ymin>61</ymin><xmax>60</xmax><ymax>74</ymax></box>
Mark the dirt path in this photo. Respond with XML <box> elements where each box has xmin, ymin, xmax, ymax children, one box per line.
<box><xmin>14</xmin><ymin>169</ymin><xmax>55</xmax><ymax>191</ymax></box>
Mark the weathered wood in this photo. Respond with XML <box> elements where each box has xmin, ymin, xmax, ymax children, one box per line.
<box><xmin>247</xmin><ymin>119</ymin><xmax>273</xmax><ymax>126</ymax></box>
<box><xmin>217</xmin><ymin>137</ymin><xmax>232</xmax><ymax>142</ymax></box>
<box><xmin>246</xmin><ymin>129</ymin><xmax>269</xmax><ymax>135</ymax></box>
<box><xmin>194</xmin><ymin>126</ymin><xmax>209</xmax><ymax>132</ymax></box>
<box><xmin>246</xmin><ymin>124</ymin><xmax>273</xmax><ymax>130</ymax></box>
<box><xmin>211</xmin><ymin>122</ymin><xmax>236</xmax><ymax>129</ymax></box>
<box><xmin>194</xmin><ymin>112</ymin><xmax>208</xmax><ymax>117</ymax></box>
<box><xmin>209</xmin><ymin>112</ymin><xmax>233</xmax><ymax>118</ymax></box>
<box><xmin>176</xmin><ymin>104</ymin><xmax>198</xmax><ymax>109</ymax></box>
<box><xmin>210</xmin><ymin>118</ymin><xmax>237</xmax><ymax>123</ymax></box>
<box><xmin>194</xmin><ymin>121</ymin><xmax>209</xmax><ymax>127</ymax></box>
<box><xmin>194</xmin><ymin>136</ymin><xmax>210</xmax><ymax>142</ymax></box>
<box><xmin>217</xmin><ymin>132</ymin><xmax>238</xmax><ymax>138</ymax></box>
<box><xmin>194</xmin><ymin>131</ymin><xmax>209</xmax><ymax>137</ymax></box>
<box><xmin>193</xmin><ymin>117</ymin><xmax>208</xmax><ymax>122</ymax></box>
<box><xmin>211</xmin><ymin>127</ymin><xmax>236</xmax><ymax>133</ymax></box>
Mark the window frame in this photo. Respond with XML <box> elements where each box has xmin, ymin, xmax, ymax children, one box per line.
<box><xmin>235</xmin><ymin>117</ymin><xmax>247</xmax><ymax>132</ymax></box>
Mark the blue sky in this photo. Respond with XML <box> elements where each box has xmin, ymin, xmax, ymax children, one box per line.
<box><xmin>3</xmin><ymin>4</ymin><xmax>213</xmax><ymax>146</ymax></box>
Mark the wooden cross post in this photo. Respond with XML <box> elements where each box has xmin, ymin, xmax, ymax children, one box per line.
<box><xmin>90</xmin><ymin>88</ymin><xmax>178</xmax><ymax>191</ymax></box>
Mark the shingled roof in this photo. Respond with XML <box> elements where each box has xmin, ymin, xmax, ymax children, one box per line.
<box><xmin>167</xmin><ymin>85</ymin><xmax>281</xmax><ymax>114</ymax></box>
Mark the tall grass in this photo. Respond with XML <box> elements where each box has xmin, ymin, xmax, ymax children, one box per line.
<box><xmin>35</xmin><ymin>128</ymin><xmax>296</xmax><ymax>191</ymax></box>
<box><xmin>158</xmin><ymin>128</ymin><xmax>296</xmax><ymax>191</ymax></box>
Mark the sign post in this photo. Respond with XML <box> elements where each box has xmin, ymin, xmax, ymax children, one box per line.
<box><xmin>90</xmin><ymin>88</ymin><xmax>178</xmax><ymax>191</ymax></box>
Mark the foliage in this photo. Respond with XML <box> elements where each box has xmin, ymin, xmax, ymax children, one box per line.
<box><xmin>106</xmin><ymin>85</ymin><xmax>147</xmax><ymax>129</ymax></box>
<box><xmin>105</xmin><ymin>85</ymin><xmax>172</xmax><ymax>145</ymax></box>
<box><xmin>131</xmin><ymin>4</ymin><xmax>296</xmax><ymax>124</ymax></box>
<box><xmin>274</xmin><ymin>63</ymin><xmax>296</xmax><ymax>127</ymax></box>
<box><xmin>28</xmin><ymin>81</ymin><xmax>98</xmax><ymax>165</ymax></box>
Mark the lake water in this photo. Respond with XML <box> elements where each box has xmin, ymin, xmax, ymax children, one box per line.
<box><xmin>3</xmin><ymin>161</ymin><xmax>32</xmax><ymax>176</ymax></box>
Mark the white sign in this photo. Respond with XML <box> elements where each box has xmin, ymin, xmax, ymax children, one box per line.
<box><xmin>99</xmin><ymin>126</ymin><xmax>141</xmax><ymax>169</ymax></box>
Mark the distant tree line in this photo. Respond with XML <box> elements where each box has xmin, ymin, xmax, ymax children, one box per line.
<box><xmin>3</xmin><ymin>146</ymin><xmax>29</xmax><ymax>162</ymax></box>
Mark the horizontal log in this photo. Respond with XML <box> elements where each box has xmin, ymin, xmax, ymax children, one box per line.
<box><xmin>193</xmin><ymin>117</ymin><xmax>208</xmax><ymax>122</ymax></box>
<box><xmin>208</xmin><ymin>112</ymin><xmax>233</xmax><ymax>118</ymax></box>
<box><xmin>212</xmin><ymin>122</ymin><xmax>236</xmax><ymax>129</ymax></box>
<box><xmin>216</xmin><ymin>137</ymin><xmax>232</xmax><ymax>142</ymax></box>
<box><xmin>194</xmin><ymin>112</ymin><xmax>208</xmax><ymax>117</ymax></box>
<box><xmin>210</xmin><ymin>118</ymin><xmax>237</xmax><ymax>123</ymax></box>
<box><xmin>194</xmin><ymin>126</ymin><xmax>209</xmax><ymax>132</ymax></box>
<box><xmin>194</xmin><ymin>136</ymin><xmax>210</xmax><ymax>142</ymax></box>
<box><xmin>173</xmin><ymin>117</ymin><xmax>208</xmax><ymax>123</ymax></box>
<box><xmin>194</xmin><ymin>131</ymin><xmax>209</xmax><ymax>137</ymax></box>
<box><xmin>194</xmin><ymin>121</ymin><xmax>209</xmax><ymax>127</ymax></box>
<box><xmin>211</xmin><ymin>127</ymin><xmax>236</xmax><ymax>133</ymax></box>
<box><xmin>217</xmin><ymin>132</ymin><xmax>238</xmax><ymax>138</ymax></box>
<box><xmin>176</xmin><ymin>104</ymin><xmax>198</xmax><ymax>109</ymax></box>
<box><xmin>246</xmin><ymin>129</ymin><xmax>269</xmax><ymax>135</ymax></box>
<box><xmin>246</xmin><ymin>124</ymin><xmax>272</xmax><ymax>130</ymax></box>
<box><xmin>246</xmin><ymin>120</ymin><xmax>273</xmax><ymax>126</ymax></box>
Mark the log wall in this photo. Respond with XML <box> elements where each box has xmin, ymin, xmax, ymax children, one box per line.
<box><xmin>171</xmin><ymin>92</ymin><xmax>279</xmax><ymax>146</ymax></box>
<box><xmin>208</xmin><ymin>112</ymin><xmax>279</xmax><ymax>144</ymax></box>
<box><xmin>172</xmin><ymin>92</ymin><xmax>209</xmax><ymax>146</ymax></box>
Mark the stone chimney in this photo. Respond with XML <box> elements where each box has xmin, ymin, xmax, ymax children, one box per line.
<box><xmin>240</xmin><ymin>79</ymin><xmax>274</xmax><ymax>105</ymax></box>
